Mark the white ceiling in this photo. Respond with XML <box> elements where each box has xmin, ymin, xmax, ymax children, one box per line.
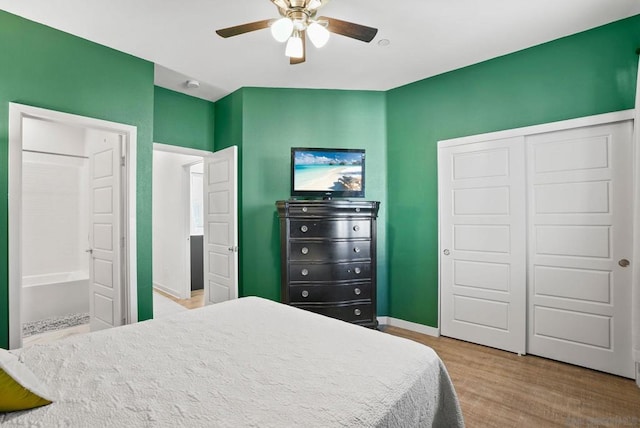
<box><xmin>2</xmin><ymin>0</ymin><xmax>640</xmax><ymax>102</ymax></box>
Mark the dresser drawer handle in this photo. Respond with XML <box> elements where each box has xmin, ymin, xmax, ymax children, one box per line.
<box><xmin>301</xmin><ymin>247</ymin><xmax>309</xmax><ymax>255</ymax></box>
<box><xmin>355</xmin><ymin>208</ymin><xmax>361</xmax><ymax>213</ymax></box>
<box><xmin>301</xmin><ymin>269</ymin><xmax>309</xmax><ymax>276</ymax></box>
<box><xmin>354</xmin><ymin>309</ymin><xmax>361</xmax><ymax>316</ymax></box>
<box><xmin>302</xmin><ymin>207</ymin><xmax>308</xmax><ymax>213</ymax></box>
<box><xmin>354</xmin><ymin>288</ymin><xmax>361</xmax><ymax>296</ymax></box>
<box><xmin>300</xmin><ymin>225</ymin><xmax>308</xmax><ymax>233</ymax></box>
<box><xmin>353</xmin><ymin>225</ymin><xmax>360</xmax><ymax>232</ymax></box>
<box><xmin>353</xmin><ymin>247</ymin><xmax>360</xmax><ymax>253</ymax></box>
<box><xmin>354</xmin><ymin>267</ymin><xmax>361</xmax><ymax>274</ymax></box>
<box><xmin>301</xmin><ymin>290</ymin><xmax>309</xmax><ymax>298</ymax></box>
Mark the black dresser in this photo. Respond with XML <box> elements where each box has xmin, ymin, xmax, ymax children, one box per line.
<box><xmin>276</xmin><ymin>200</ymin><xmax>380</xmax><ymax>328</ymax></box>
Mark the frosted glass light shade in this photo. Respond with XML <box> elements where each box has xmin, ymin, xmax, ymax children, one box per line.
<box><xmin>285</xmin><ymin>35</ymin><xmax>304</xmax><ymax>58</ymax></box>
<box><xmin>271</xmin><ymin>18</ymin><xmax>294</xmax><ymax>42</ymax></box>
<box><xmin>307</xmin><ymin>0</ymin><xmax>322</xmax><ymax>10</ymax></box>
<box><xmin>307</xmin><ymin>21</ymin><xmax>330</xmax><ymax>48</ymax></box>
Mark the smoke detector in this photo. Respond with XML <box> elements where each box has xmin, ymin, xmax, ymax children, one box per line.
<box><xmin>185</xmin><ymin>80</ymin><xmax>200</xmax><ymax>89</ymax></box>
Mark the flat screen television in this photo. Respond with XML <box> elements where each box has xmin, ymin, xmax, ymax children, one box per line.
<box><xmin>291</xmin><ymin>147</ymin><xmax>365</xmax><ymax>199</ymax></box>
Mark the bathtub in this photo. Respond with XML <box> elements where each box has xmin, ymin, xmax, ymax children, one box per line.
<box><xmin>22</xmin><ymin>271</ymin><xmax>90</xmax><ymax>323</ymax></box>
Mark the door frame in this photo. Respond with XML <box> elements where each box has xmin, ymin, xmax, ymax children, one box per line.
<box><xmin>8</xmin><ymin>103</ymin><xmax>138</xmax><ymax>349</ymax></box>
<box><xmin>437</xmin><ymin>109</ymin><xmax>637</xmax><ymax>371</ymax></box>
<box><xmin>152</xmin><ymin>143</ymin><xmax>210</xmax><ymax>299</ymax></box>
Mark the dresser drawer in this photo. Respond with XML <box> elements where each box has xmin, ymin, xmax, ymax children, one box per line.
<box><xmin>289</xmin><ymin>282</ymin><xmax>372</xmax><ymax>303</ymax></box>
<box><xmin>286</xmin><ymin>203</ymin><xmax>377</xmax><ymax>217</ymax></box>
<box><xmin>289</xmin><ymin>219</ymin><xmax>371</xmax><ymax>239</ymax></box>
<box><xmin>290</xmin><ymin>241</ymin><xmax>370</xmax><ymax>262</ymax></box>
<box><xmin>289</xmin><ymin>261</ymin><xmax>371</xmax><ymax>282</ymax></box>
<box><xmin>292</xmin><ymin>302</ymin><xmax>374</xmax><ymax>323</ymax></box>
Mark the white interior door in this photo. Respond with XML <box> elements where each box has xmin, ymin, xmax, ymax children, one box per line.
<box><xmin>439</xmin><ymin>137</ymin><xmax>527</xmax><ymax>354</ymax></box>
<box><xmin>527</xmin><ymin>121</ymin><xmax>634</xmax><ymax>378</ymax></box>
<box><xmin>89</xmin><ymin>130</ymin><xmax>123</xmax><ymax>331</ymax></box>
<box><xmin>203</xmin><ymin>146</ymin><xmax>238</xmax><ymax>305</ymax></box>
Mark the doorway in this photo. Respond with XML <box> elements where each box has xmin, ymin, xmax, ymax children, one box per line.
<box><xmin>152</xmin><ymin>143</ymin><xmax>239</xmax><ymax>312</ymax></box>
<box><xmin>8</xmin><ymin>103</ymin><xmax>138</xmax><ymax>349</ymax></box>
<box><xmin>152</xmin><ymin>143</ymin><xmax>207</xmax><ymax>302</ymax></box>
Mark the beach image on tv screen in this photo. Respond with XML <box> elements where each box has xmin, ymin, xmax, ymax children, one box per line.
<box><xmin>294</xmin><ymin>150</ymin><xmax>363</xmax><ymax>191</ymax></box>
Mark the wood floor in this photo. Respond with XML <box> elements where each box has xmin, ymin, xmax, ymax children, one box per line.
<box><xmin>156</xmin><ymin>288</ymin><xmax>204</xmax><ymax>309</ymax></box>
<box><xmin>382</xmin><ymin>325</ymin><xmax>640</xmax><ymax>427</ymax></box>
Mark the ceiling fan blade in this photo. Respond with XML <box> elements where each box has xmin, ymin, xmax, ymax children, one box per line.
<box><xmin>318</xmin><ymin>16</ymin><xmax>378</xmax><ymax>42</ymax></box>
<box><xmin>290</xmin><ymin>30</ymin><xmax>306</xmax><ymax>65</ymax></box>
<box><xmin>216</xmin><ymin>19</ymin><xmax>272</xmax><ymax>38</ymax></box>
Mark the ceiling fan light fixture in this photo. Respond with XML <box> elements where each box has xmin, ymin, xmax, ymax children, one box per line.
<box><xmin>272</xmin><ymin>0</ymin><xmax>289</xmax><ymax>9</ymax></box>
<box><xmin>307</xmin><ymin>21</ymin><xmax>330</xmax><ymax>48</ymax></box>
<box><xmin>271</xmin><ymin>17</ymin><xmax>294</xmax><ymax>42</ymax></box>
<box><xmin>285</xmin><ymin>32</ymin><xmax>304</xmax><ymax>58</ymax></box>
<box><xmin>307</xmin><ymin>0</ymin><xmax>322</xmax><ymax>10</ymax></box>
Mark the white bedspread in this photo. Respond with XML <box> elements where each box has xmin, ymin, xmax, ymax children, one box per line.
<box><xmin>1</xmin><ymin>297</ymin><xmax>464</xmax><ymax>427</ymax></box>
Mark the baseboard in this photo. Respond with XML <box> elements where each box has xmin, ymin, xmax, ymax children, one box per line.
<box><xmin>152</xmin><ymin>283</ymin><xmax>181</xmax><ymax>299</ymax></box>
<box><xmin>377</xmin><ymin>316</ymin><xmax>440</xmax><ymax>337</ymax></box>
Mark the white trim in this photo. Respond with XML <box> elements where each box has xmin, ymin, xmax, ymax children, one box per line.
<box><xmin>8</xmin><ymin>103</ymin><xmax>138</xmax><ymax>349</ymax></box>
<box><xmin>635</xmin><ymin>132</ymin><xmax>640</xmax><ymax>367</ymax></box>
<box><xmin>634</xmin><ymin>67</ymin><xmax>640</xmax><ymax>370</ymax></box>
<box><xmin>379</xmin><ymin>316</ymin><xmax>440</xmax><ymax>337</ymax></box>
<box><xmin>152</xmin><ymin>283</ymin><xmax>180</xmax><ymax>299</ymax></box>
<box><xmin>153</xmin><ymin>142</ymin><xmax>213</xmax><ymax>157</ymax></box>
<box><xmin>182</xmin><ymin>164</ymin><xmax>192</xmax><ymax>299</ymax></box>
<box><xmin>438</xmin><ymin>110</ymin><xmax>635</xmax><ymax>148</ymax></box>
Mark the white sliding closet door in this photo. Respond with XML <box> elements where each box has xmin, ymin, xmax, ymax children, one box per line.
<box><xmin>439</xmin><ymin>137</ymin><xmax>527</xmax><ymax>354</ymax></box>
<box><xmin>527</xmin><ymin>121</ymin><xmax>634</xmax><ymax>378</ymax></box>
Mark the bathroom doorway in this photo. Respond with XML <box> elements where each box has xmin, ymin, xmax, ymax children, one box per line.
<box><xmin>8</xmin><ymin>103</ymin><xmax>138</xmax><ymax>349</ymax></box>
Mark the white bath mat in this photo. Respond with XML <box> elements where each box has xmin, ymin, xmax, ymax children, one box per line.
<box><xmin>22</xmin><ymin>313</ymin><xmax>90</xmax><ymax>338</ymax></box>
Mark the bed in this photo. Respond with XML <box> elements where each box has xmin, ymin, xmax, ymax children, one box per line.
<box><xmin>1</xmin><ymin>297</ymin><xmax>464</xmax><ymax>427</ymax></box>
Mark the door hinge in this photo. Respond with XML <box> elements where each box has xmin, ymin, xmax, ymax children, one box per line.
<box><xmin>121</xmin><ymin>236</ymin><xmax>126</xmax><ymax>248</ymax></box>
<box><xmin>121</xmin><ymin>156</ymin><xmax>125</xmax><ymax>167</ymax></box>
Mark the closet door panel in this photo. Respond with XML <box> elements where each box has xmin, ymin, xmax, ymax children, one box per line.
<box><xmin>527</xmin><ymin>121</ymin><xmax>634</xmax><ymax>378</ymax></box>
<box><xmin>439</xmin><ymin>137</ymin><xmax>527</xmax><ymax>354</ymax></box>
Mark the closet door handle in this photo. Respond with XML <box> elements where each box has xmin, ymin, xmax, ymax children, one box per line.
<box><xmin>443</xmin><ymin>249</ymin><xmax>450</xmax><ymax>256</ymax></box>
<box><xmin>619</xmin><ymin>259</ymin><xmax>630</xmax><ymax>267</ymax></box>
<box><xmin>85</xmin><ymin>249</ymin><xmax>93</xmax><ymax>254</ymax></box>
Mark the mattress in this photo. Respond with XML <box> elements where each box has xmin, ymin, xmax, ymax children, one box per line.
<box><xmin>2</xmin><ymin>297</ymin><xmax>464</xmax><ymax>427</ymax></box>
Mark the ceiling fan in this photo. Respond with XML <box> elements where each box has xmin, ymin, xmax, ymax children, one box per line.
<box><xmin>216</xmin><ymin>0</ymin><xmax>378</xmax><ymax>65</ymax></box>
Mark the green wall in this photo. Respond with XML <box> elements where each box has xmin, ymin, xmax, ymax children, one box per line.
<box><xmin>215</xmin><ymin>88</ymin><xmax>389</xmax><ymax>314</ymax></box>
<box><xmin>153</xmin><ymin>86</ymin><xmax>215</xmax><ymax>151</ymax></box>
<box><xmin>3</xmin><ymin>9</ymin><xmax>639</xmax><ymax>345</ymax></box>
<box><xmin>386</xmin><ymin>15</ymin><xmax>640</xmax><ymax>327</ymax></box>
<box><xmin>0</xmin><ymin>11</ymin><xmax>155</xmax><ymax>348</ymax></box>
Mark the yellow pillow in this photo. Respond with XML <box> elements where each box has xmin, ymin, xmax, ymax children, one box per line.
<box><xmin>0</xmin><ymin>348</ymin><xmax>52</xmax><ymax>412</ymax></box>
